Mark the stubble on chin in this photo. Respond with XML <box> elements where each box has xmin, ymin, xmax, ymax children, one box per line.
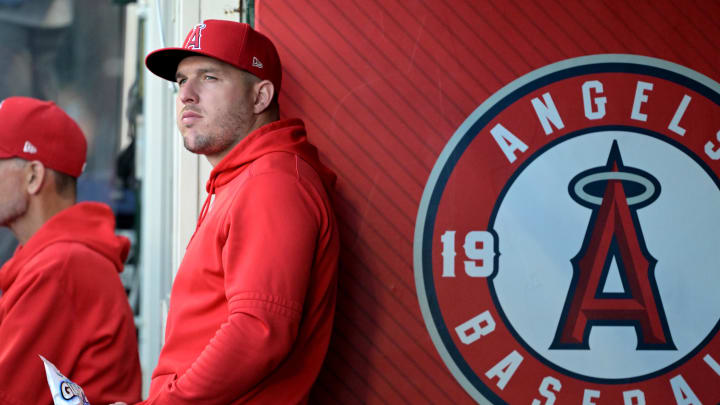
<box><xmin>181</xmin><ymin>124</ymin><xmax>241</xmax><ymax>157</ymax></box>
<box><xmin>180</xmin><ymin>124</ymin><xmax>209</xmax><ymax>153</ymax></box>
<box><xmin>182</xmin><ymin>131</ymin><xmax>226</xmax><ymax>156</ymax></box>
<box><xmin>182</xmin><ymin>131</ymin><xmax>206</xmax><ymax>154</ymax></box>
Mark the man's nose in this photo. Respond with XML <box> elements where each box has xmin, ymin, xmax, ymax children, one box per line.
<box><xmin>178</xmin><ymin>80</ymin><xmax>198</xmax><ymax>104</ymax></box>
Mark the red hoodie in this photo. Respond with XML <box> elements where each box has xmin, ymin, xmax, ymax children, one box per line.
<box><xmin>0</xmin><ymin>202</ymin><xmax>142</xmax><ymax>405</ymax></box>
<box><xmin>143</xmin><ymin>119</ymin><xmax>340</xmax><ymax>404</ymax></box>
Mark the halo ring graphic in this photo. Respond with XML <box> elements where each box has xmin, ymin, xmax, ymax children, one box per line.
<box><xmin>571</xmin><ymin>170</ymin><xmax>658</xmax><ymax>207</ymax></box>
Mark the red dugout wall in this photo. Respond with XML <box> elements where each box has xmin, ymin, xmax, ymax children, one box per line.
<box><xmin>256</xmin><ymin>1</ymin><xmax>720</xmax><ymax>403</ymax></box>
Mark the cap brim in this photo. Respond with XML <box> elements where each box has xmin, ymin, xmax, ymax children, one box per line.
<box><xmin>145</xmin><ymin>47</ymin><xmax>221</xmax><ymax>82</ymax></box>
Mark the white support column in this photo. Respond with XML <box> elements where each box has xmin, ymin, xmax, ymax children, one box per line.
<box><xmin>119</xmin><ymin>4</ymin><xmax>139</xmax><ymax>152</ymax></box>
<box><xmin>200</xmin><ymin>0</ymin><xmax>242</xmax><ymax>21</ymax></box>
<box><xmin>137</xmin><ymin>0</ymin><xmax>179</xmax><ymax>396</ymax></box>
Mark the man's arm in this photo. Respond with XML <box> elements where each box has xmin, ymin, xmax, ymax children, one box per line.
<box><xmin>0</xmin><ymin>256</ymin><xmax>76</xmax><ymax>405</ymax></box>
<box><xmin>144</xmin><ymin>172</ymin><xmax>320</xmax><ymax>404</ymax></box>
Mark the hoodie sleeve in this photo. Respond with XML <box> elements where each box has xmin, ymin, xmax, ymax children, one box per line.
<box><xmin>145</xmin><ymin>170</ymin><xmax>320</xmax><ymax>404</ymax></box>
<box><xmin>0</xmin><ymin>252</ymin><xmax>78</xmax><ymax>405</ymax></box>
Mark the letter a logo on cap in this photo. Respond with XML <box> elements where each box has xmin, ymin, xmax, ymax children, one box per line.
<box><xmin>185</xmin><ymin>23</ymin><xmax>207</xmax><ymax>50</ymax></box>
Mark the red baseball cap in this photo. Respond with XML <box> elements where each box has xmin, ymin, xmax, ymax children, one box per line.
<box><xmin>145</xmin><ymin>19</ymin><xmax>282</xmax><ymax>93</ymax></box>
<box><xmin>0</xmin><ymin>97</ymin><xmax>87</xmax><ymax>178</ymax></box>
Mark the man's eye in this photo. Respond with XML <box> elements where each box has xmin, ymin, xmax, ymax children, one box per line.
<box><xmin>204</xmin><ymin>75</ymin><xmax>217</xmax><ymax>81</ymax></box>
<box><xmin>177</xmin><ymin>78</ymin><xmax>187</xmax><ymax>85</ymax></box>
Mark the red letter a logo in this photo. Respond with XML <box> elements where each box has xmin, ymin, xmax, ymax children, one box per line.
<box><xmin>184</xmin><ymin>23</ymin><xmax>207</xmax><ymax>50</ymax></box>
<box><xmin>551</xmin><ymin>141</ymin><xmax>675</xmax><ymax>350</ymax></box>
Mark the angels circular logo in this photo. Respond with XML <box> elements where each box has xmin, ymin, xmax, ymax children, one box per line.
<box><xmin>414</xmin><ymin>54</ymin><xmax>720</xmax><ymax>404</ymax></box>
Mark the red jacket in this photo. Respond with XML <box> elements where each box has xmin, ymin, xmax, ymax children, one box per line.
<box><xmin>143</xmin><ymin>119</ymin><xmax>340</xmax><ymax>404</ymax></box>
<box><xmin>0</xmin><ymin>202</ymin><xmax>142</xmax><ymax>405</ymax></box>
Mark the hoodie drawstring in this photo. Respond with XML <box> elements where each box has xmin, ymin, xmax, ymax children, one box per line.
<box><xmin>197</xmin><ymin>180</ymin><xmax>216</xmax><ymax>229</ymax></box>
<box><xmin>187</xmin><ymin>181</ymin><xmax>215</xmax><ymax>248</ymax></box>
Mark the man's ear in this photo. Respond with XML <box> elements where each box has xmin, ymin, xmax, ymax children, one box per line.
<box><xmin>253</xmin><ymin>80</ymin><xmax>275</xmax><ymax>114</ymax></box>
<box><xmin>25</xmin><ymin>161</ymin><xmax>46</xmax><ymax>195</ymax></box>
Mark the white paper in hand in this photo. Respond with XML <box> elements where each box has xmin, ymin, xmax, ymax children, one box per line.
<box><xmin>39</xmin><ymin>355</ymin><xmax>91</xmax><ymax>405</ymax></box>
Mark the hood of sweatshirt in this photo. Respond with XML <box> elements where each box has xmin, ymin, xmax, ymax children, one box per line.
<box><xmin>0</xmin><ymin>202</ymin><xmax>129</xmax><ymax>292</ymax></box>
<box><xmin>197</xmin><ymin>118</ymin><xmax>336</xmax><ymax>226</ymax></box>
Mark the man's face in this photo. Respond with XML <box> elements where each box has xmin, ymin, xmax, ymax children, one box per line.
<box><xmin>0</xmin><ymin>159</ymin><xmax>28</xmax><ymax>227</ymax></box>
<box><xmin>175</xmin><ymin>56</ymin><xmax>257</xmax><ymax>162</ymax></box>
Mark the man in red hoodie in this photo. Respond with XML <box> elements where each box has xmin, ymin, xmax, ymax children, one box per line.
<box><xmin>117</xmin><ymin>20</ymin><xmax>340</xmax><ymax>404</ymax></box>
<box><xmin>0</xmin><ymin>97</ymin><xmax>142</xmax><ymax>404</ymax></box>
